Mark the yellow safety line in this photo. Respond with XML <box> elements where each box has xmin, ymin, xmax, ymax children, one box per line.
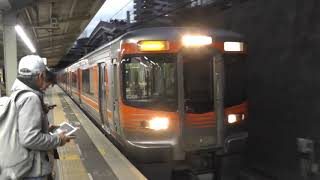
<box><xmin>51</xmin><ymin>87</ymin><xmax>90</xmax><ymax>180</ymax></box>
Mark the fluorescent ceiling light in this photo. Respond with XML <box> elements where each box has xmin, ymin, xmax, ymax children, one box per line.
<box><xmin>42</xmin><ymin>58</ymin><xmax>47</xmax><ymax>65</ymax></box>
<box><xmin>15</xmin><ymin>25</ymin><xmax>36</xmax><ymax>53</ymax></box>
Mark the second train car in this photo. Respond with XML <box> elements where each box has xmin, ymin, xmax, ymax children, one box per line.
<box><xmin>58</xmin><ymin>27</ymin><xmax>248</xmax><ymax>176</ymax></box>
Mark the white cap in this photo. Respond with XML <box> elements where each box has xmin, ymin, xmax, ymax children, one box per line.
<box><xmin>18</xmin><ymin>55</ymin><xmax>46</xmax><ymax>76</ymax></box>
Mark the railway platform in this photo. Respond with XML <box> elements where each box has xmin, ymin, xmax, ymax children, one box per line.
<box><xmin>45</xmin><ymin>86</ymin><xmax>146</xmax><ymax>180</ymax></box>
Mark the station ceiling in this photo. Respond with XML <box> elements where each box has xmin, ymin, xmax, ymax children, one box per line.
<box><xmin>4</xmin><ymin>0</ymin><xmax>105</xmax><ymax>67</ymax></box>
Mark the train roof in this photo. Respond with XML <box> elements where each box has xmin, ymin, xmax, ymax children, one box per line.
<box><xmin>74</xmin><ymin>27</ymin><xmax>244</xmax><ymax>68</ymax></box>
<box><xmin>121</xmin><ymin>27</ymin><xmax>243</xmax><ymax>42</ymax></box>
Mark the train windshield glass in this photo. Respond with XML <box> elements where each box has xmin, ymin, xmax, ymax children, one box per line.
<box><xmin>224</xmin><ymin>54</ymin><xmax>247</xmax><ymax>107</ymax></box>
<box><xmin>183</xmin><ymin>53</ymin><xmax>247</xmax><ymax>114</ymax></box>
<box><xmin>183</xmin><ymin>54</ymin><xmax>214</xmax><ymax>114</ymax></box>
<box><xmin>122</xmin><ymin>54</ymin><xmax>177</xmax><ymax>111</ymax></box>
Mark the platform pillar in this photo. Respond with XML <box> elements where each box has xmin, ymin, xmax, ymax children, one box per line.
<box><xmin>3</xmin><ymin>11</ymin><xmax>17</xmax><ymax>95</ymax></box>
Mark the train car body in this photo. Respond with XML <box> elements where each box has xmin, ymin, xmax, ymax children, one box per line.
<box><xmin>58</xmin><ymin>27</ymin><xmax>247</xmax><ymax>173</ymax></box>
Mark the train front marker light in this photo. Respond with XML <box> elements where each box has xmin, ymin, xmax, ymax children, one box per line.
<box><xmin>224</xmin><ymin>42</ymin><xmax>244</xmax><ymax>52</ymax></box>
<box><xmin>138</xmin><ymin>40</ymin><xmax>169</xmax><ymax>51</ymax></box>
<box><xmin>148</xmin><ymin>117</ymin><xmax>169</xmax><ymax>130</ymax></box>
<box><xmin>182</xmin><ymin>35</ymin><xmax>212</xmax><ymax>47</ymax></box>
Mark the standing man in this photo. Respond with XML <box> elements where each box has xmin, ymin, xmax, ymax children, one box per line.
<box><xmin>10</xmin><ymin>55</ymin><xmax>72</xmax><ymax>179</ymax></box>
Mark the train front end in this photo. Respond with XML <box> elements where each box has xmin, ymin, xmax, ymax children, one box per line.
<box><xmin>118</xmin><ymin>28</ymin><xmax>248</xmax><ymax>166</ymax></box>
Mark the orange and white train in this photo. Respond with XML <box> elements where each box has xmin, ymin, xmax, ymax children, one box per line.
<box><xmin>58</xmin><ymin>27</ymin><xmax>248</xmax><ymax>174</ymax></box>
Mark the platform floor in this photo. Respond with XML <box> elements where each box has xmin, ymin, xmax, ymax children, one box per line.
<box><xmin>46</xmin><ymin>86</ymin><xmax>146</xmax><ymax>180</ymax></box>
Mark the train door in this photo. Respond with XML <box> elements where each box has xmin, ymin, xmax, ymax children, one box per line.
<box><xmin>65</xmin><ymin>72</ymin><xmax>68</xmax><ymax>91</ymax></box>
<box><xmin>69</xmin><ymin>71</ymin><xmax>72</xmax><ymax>95</ymax></box>
<box><xmin>177</xmin><ymin>49</ymin><xmax>223</xmax><ymax>152</ymax></box>
<box><xmin>71</xmin><ymin>71</ymin><xmax>75</xmax><ymax>97</ymax></box>
<box><xmin>77</xmin><ymin>69</ymin><xmax>82</xmax><ymax>103</ymax></box>
<box><xmin>64</xmin><ymin>72</ymin><xmax>68</xmax><ymax>91</ymax></box>
<box><xmin>98</xmin><ymin>63</ymin><xmax>110</xmax><ymax>133</ymax></box>
<box><xmin>112</xmin><ymin>60</ymin><xmax>120</xmax><ymax>133</ymax></box>
<box><xmin>66</xmin><ymin>72</ymin><xmax>69</xmax><ymax>93</ymax></box>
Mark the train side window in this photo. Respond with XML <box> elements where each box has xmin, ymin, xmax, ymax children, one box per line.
<box><xmin>71</xmin><ymin>72</ymin><xmax>77</xmax><ymax>89</ymax></box>
<box><xmin>82</xmin><ymin>68</ymin><xmax>95</xmax><ymax>96</ymax></box>
<box><xmin>90</xmin><ymin>68</ymin><xmax>95</xmax><ymax>95</ymax></box>
<box><xmin>63</xmin><ymin>73</ymin><xmax>67</xmax><ymax>84</ymax></box>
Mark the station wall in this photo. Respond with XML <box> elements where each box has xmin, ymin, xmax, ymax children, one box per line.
<box><xmin>178</xmin><ymin>0</ymin><xmax>320</xmax><ymax>179</ymax></box>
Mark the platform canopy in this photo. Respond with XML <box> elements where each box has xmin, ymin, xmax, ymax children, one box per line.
<box><xmin>0</xmin><ymin>0</ymin><xmax>105</xmax><ymax>68</ymax></box>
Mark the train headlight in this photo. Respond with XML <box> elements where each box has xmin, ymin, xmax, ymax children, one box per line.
<box><xmin>182</xmin><ymin>35</ymin><xmax>212</xmax><ymax>47</ymax></box>
<box><xmin>148</xmin><ymin>117</ymin><xmax>169</xmax><ymax>130</ymax></box>
<box><xmin>228</xmin><ymin>114</ymin><xmax>237</xmax><ymax>124</ymax></box>
<box><xmin>224</xmin><ymin>42</ymin><xmax>244</xmax><ymax>52</ymax></box>
<box><xmin>227</xmin><ymin>113</ymin><xmax>245</xmax><ymax>124</ymax></box>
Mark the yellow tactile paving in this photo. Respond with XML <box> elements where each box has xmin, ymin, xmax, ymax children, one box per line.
<box><xmin>58</xmin><ymin>160</ymin><xmax>89</xmax><ymax>180</ymax></box>
<box><xmin>58</xmin><ymin>145</ymin><xmax>81</xmax><ymax>161</ymax></box>
<box><xmin>51</xmin><ymin>88</ymin><xmax>90</xmax><ymax>180</ymax></box>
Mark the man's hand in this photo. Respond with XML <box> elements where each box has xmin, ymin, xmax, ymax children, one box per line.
<box><xmin>44</xmin><ymin>104</ymin><xmax>57</xmax><ymax>114</ymax></box>
<box><xmin>58</xmin><ymin>131</ymin><xmax>75</xmax><ymax>146</ymax></box>
<box><xmin>49</xmin><ymin>124</ymin><xmax>60</xmax><ymax>132</ymax></box>
<box><xmin>48</xmin><ymin>104</ymin><xmax>57</xmax><ymax>110</ymax></box>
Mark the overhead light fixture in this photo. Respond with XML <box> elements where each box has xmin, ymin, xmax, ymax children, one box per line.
<box><xmin>15</xmin><ymin>25</ymin><xmax>36</xmax><ymax>53</ymax></box>
<box><xmin>42</xmin><ymin>58</ymin><xmax>47</xmax><ymax>65</ymax></box>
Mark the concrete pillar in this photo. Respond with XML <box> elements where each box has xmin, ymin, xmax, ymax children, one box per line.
<box><xmin>0</xmin><ymin>68</ymin><xmax>2</xmax><ymax>97</ymax></box>
<box><xmin>0</xmin><ymin>68</ymin><xmax>3</xmax><ymax>82</ymax></box>
<box><xmin>3</xmin><ymin>11</ymin><xmax>17</xmax><ymax>95</ymax></box>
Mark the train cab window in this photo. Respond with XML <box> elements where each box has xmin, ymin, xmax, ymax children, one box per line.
<box><xmin>183</xmin><ymin>54</ymin><xmax>214</xmax><ymax>114</ymax></box>
<box><xmin>224</xmin><ymin>54</ymin><xmax>247</xmax><ymax>107</ymax></box>
<box><xmin>82</xmin><ymin>68</ymin><xmax>95</xmax><ymax>96</ymax></box>
<box><xmin>183</xmin><ymin>53</ymin><xmax>247</xmax><ymax>113</ymax></box>
<box><xmin>122</xmin><ymin>54</ymin><xmax>177</xmax><ymax>111</ymax></box>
